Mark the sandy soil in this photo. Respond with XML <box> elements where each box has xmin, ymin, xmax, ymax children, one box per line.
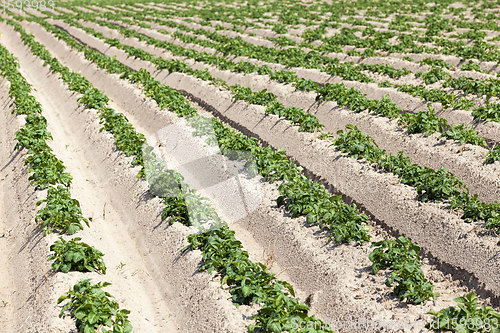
<box><xmin>0</xmin><ymin>76</ymin><xmax>68</xmax><ymax>333</ymax></box>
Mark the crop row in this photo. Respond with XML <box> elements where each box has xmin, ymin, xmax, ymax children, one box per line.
<box><xmin>111</xmin><ymin>1</ymin><xmax>499</xmax><ymax>64</ymax></box>
<box><xmin>143</xmin><ymin>0</ymin><xmax>499</xmax><ymax>35</ymax></box>
<box><xmin>64</xmin><ymin>6</ymin><xmax>500</xmax><ymax>128</ymax></box>
<box><xmin>129</xmin><ymin>11</ymin><xmax>500</xmax><ymax>107</ymax></box>
<box><xmin>56</xmin><ymin>4</ymin><xmax>500</xmax><ymax>127</ymax></box>
<box><xmin>20</xmin><ymin>7</ymin><xmax>438</xmax><ymax>310</ymax></box>
<box><xmin>38</xmin><ymin>10</ymin><xmax>500</xmax><ymax>182</ymax></box>
<box><xmin>0</xmin><ymin>21</ymin><xmax>132</xmax><ymax>332</ymax></box>
<box><xmin>120</xmin><ymin>1</ymin><xmax>500</xmax><ymax>65</ymax></box>
<box><xmin>136</xmin><ymin>8</ymin><xmax>500</xmax><ymax>103</ymax></box>
<box><xmin>60</xmin><ymin>5</ymin><xmax>406</xmax><ymax>81</ymax></box>
<box><xmin>8</xmin><ymin>4</ymin><xmax>500</xmax><ymax>331</ymax></box>
<box><xmin>330</xmin><ymin>125</ymin><xmax>500</xmax><ymax>232</ymax></box>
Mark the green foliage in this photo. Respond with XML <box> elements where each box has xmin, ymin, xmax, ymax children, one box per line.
<box><xmin>441</xmin><ymin>124</ymin><xmax>487</xmax><ymax>147</ymax></box>
<box><xmin>269</xmin><ymin>69</ymin><xmax>299</xmax><ymax>84</ymax></box>
<box><xmin>231</xmin><ymin>85</ymin><xmax>277</xmax><ymax>105</ymax></box>
<box><xmin>427</xmin><ymin>292</ymin><xmax>500</xmax><ymax>332</ymax></box>
<box><xmin>58</xmin><ymin>279</ymin><xmax>132</xmax><ymax>333</ymax></box>
<box><xmin>369</xmin><ymin>236</ymin><xmax>421</xmax><ymax>274</ymax></box>
<box><xmin>443</xmin><ymin>77</ymin><xmax>500</xmax><ymax>100</ymax></box>
<box><xmin>277</xmin><ymin>176</ymin><xmax>371</xmax><ymax>244</ymax></box>
<box><xmin>472</xmin><ymin>103</ymin><xmax>500</xmax><ymax>123</ymax></box>
<box><xmin>272</xmin><ymin>23</ymin><xmax>287</xmax><ymax>34</ymax></box>
<box><xmin>317</xmin><ymin>83</ymin><xmax>401</xmax><ymax>118</ymax></box>
<box><xmin>293</xmin><ymin>79</ymin><xmax>319</xmax><ymax>91</ymax></box>
<box><xmin>485</xmin><ymin>146</ymin><xmax>500</xmax><ymax>164</ymax></box>
<box><xmin>125</xmin><ymin>69</ymin><xmax>197</xmax><ymax>117</ymax></box>
<box><xmin>49</xmin><ymin>237</ymin><xmax>106</xmax><ymax>274</ymax></box>
<box><xmin>185</xmin><ymin>226</ymin><xmax>333</xmax><ymax>333</ymax></box>
<box><xmin>399</xmin><ymin>106</ymin><xmax>447</xmax><ymax>136</ymax></box>
<box><xmin>77</xmin><ymin>88</ymin><xmax>109</xmax><ymax>110</ymax></box>
<box><xmin>36</xmin><ymin>186</ymin><xmax>89</xmax><ymax>235</ymax></box>
<box><xmin>370</xmin><ymin>237</ymin><xmax>438</xmax><ymax>304</ymax></box>
<box><xmin>386</xmin><ymin>263</ymin><xmax>438</xmax><ymax>304</ymax></box>
<box><xmin>24</xmin><ymin>151</ymin><xmax>72</xmax><ymax>190</ymax></box>
<box><xmin>461</xmin><ymin>60</ymin><xmax>484</xmax><ymax>73</ymax></box>
<box><xmin>416</xmin><ymin>67</ymin><xmax>451</xmax><ymax>84</ymax></box>
<box><xmin>267</xmin><ymin>36</ymin><xmax>296</xmax><ymax>47</ymax></box>
<box><xmin>333</xmin><ymin>125</ymin><xmax>466</xmax><ymax>202</ymax></box>
<box><xmin>15</xmin><ymin>114</ymin><xmax>52</xmax><ymax>152</ymax></box>
<box><xmin>142</xmin><ymin>146</ymin><xmax>222</xmax><ymax>227</ymax></box>
<box><xmin>301</xmin><ymin>26</ymin><xmax>326</xmax><ymax>42</ymax></box>
<box><xmin>359</xmin><ymin>63</ymin><xmax>411</xmax><ymax>79</ymax></box>
<box><xmin>98</xmin><ymin>107</ymin><xmax>146</xmax><ymax>166</ymax></box>
<box><xmin>414</xmin><ymin>168</ymin><xmax>466</xmax><ymax>202</ymax></box>
<box><xmin>397</xmin><ymin>84</ymin><xmax>466</xmax><ymax>110</ymax></box>
<box><xmin>264</xmin><ymin>101</ymin><xmax>324</xmax><ymax>132</ymax></box>
<box><xmin>333</xmin><ymin>124</ymin><xmax>384</xmax><ymax>161</ymax></box>
<box><xmin>324</xmin><ymin>60</ymin><xmax>373</xmax><ymax>83</ymax></box>
<box><xmin>452</xmin><ymin>194</ymin><xmax>500</xmax><ymax>232</ymax></box>
<box><xmin>419</xmin><ymin>57</ymin><xmax>451</xmax><ymax>69</ymax></box>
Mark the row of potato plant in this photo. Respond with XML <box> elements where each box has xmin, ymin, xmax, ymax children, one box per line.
<box><xmin>49</xmin><ymin>11</ymin><xmax>498</xmax><ymax>185</ymax></box>
<box><xmin>327</xmin><ymin>125</ymin><xmax>500</xmax><ymax>232</ymax></box>
<box><xmin>74</xmin><ymin>8</ymin><xmax>499</xmax><ymax>137</ymax></box>
<box><xmin>33</xmin><ymin>6</ymin><xmax>494</xmax><ymax>300</ymax></box>
<box><xmin>33</xmin><ymin>5</ymin><xmax>500</xmax><ymax>326</ymax></box>
<box><xmin>0</xmin><ymin>21</ymin><xmax>132</xmax><ymax>332</ymax></box>
<box><xmin>117</xmin><ymin>2</ymin><xmax>500</xmax><ymax>104</ymax></box>
<box><xmin>117</xmin><ymin>1</ymin><xmax>500</xmax><ymax>67</ymax></box>
<box><xmin>108</xmin><ymin>5</ymin><xmax>500</xmax><ymax>113</ymax></box>
<box><xmin>103</xmin><ymin>0</ymin><xmax>500</xmax><ymax>65</ymax></box>
<box><xmin>78</xmin><ymin>5</ymin><xmax>408</xmax><ymax>81</ymax></box>
<box><xmin>135</xmin><ymin>10</ymin><xmax>498</xmax><ymax>110</ymax></box>
<box><xmin>137</xmin><ymin>0</ymin><xmax>500</xmax><ymax>63</ymax></box>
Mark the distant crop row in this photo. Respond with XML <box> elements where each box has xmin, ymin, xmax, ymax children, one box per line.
<box><xmin>122</xmin><ymin>1</ymin><xmax>500</xmax><ymax>63</ymax></box>
<box><xmin>44</xmin><ymin>9</ymin><xmax>500</xmax><ymax>165</ymax></box>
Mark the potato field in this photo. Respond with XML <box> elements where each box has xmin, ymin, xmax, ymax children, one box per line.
<box><xmin>0</xmin><ymin>0</ymin><xmax>499</xmax><ymax>332</ymax></box>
